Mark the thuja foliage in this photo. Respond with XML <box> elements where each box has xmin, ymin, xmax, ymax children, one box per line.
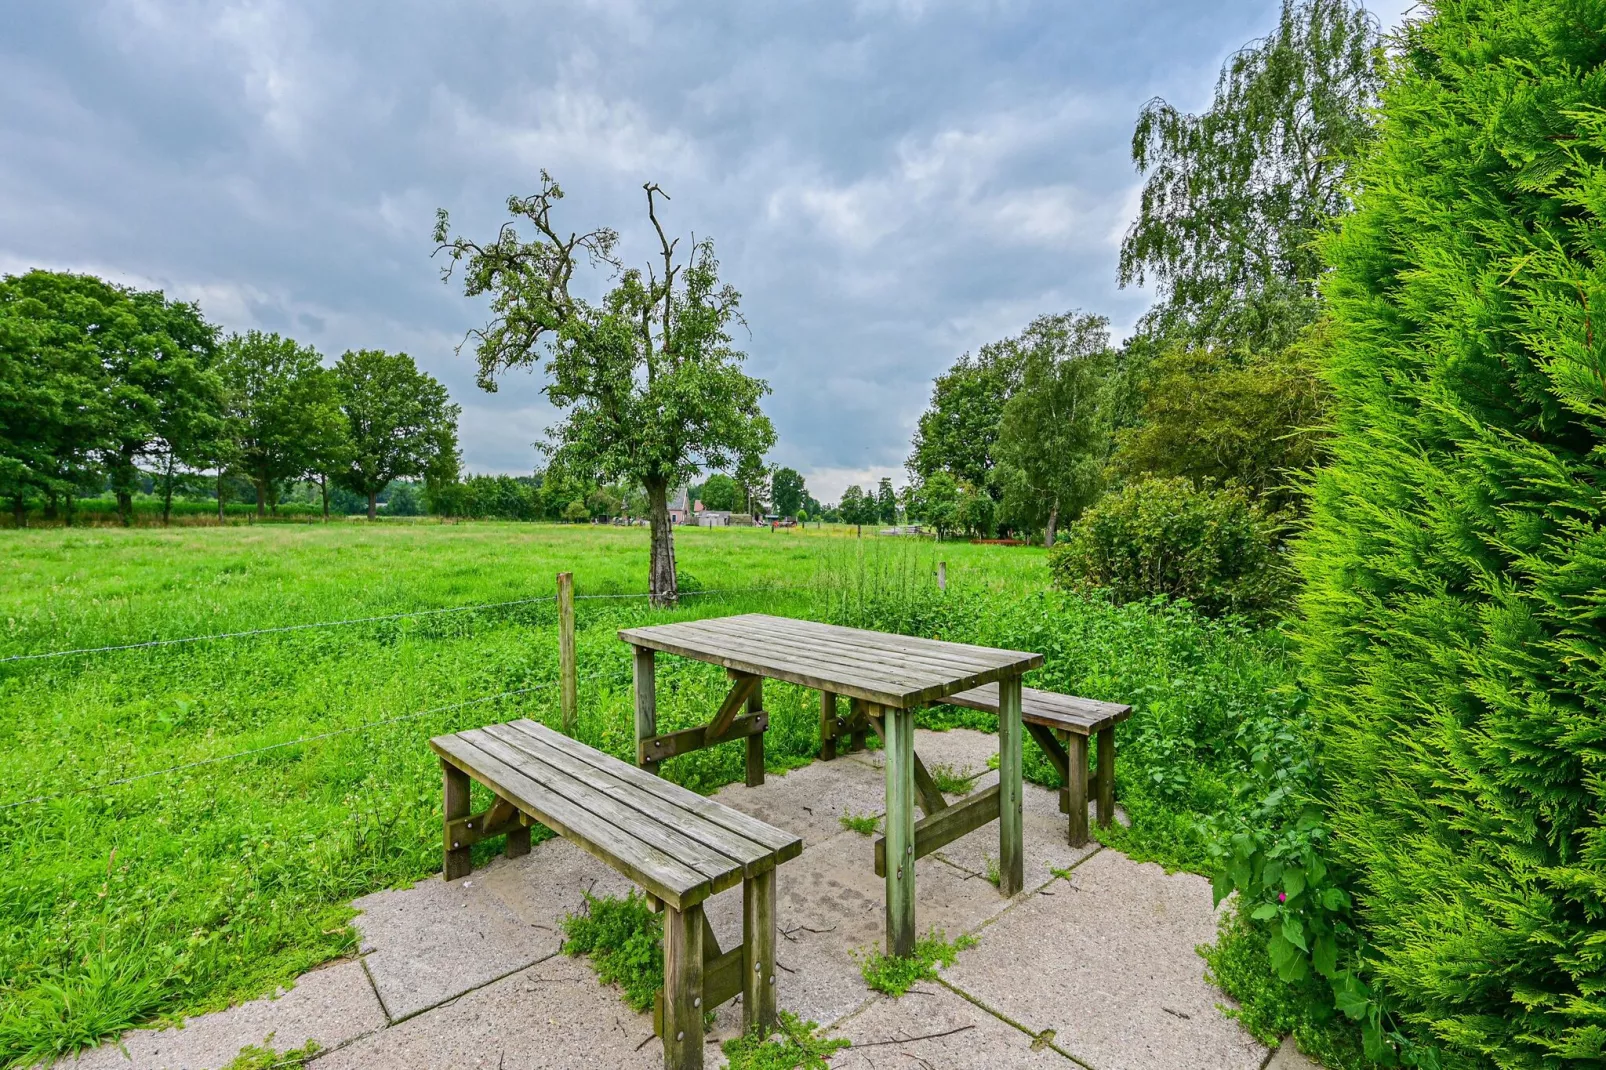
<box><xmin>560</xmin><ymin>890</ymin><xmax>663</xmax><ymax>1012</ymax></box>
<box><xmin>1297</xmin><ymin>2</ymin><xmax>1606</xmax><ymax>1065</ymax></box>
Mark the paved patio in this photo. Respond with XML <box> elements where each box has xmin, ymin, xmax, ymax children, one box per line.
<box><xmin>58</xmin><ymin>729</ymin><xmax>1311</xmax><ymax>1070</ymax></box>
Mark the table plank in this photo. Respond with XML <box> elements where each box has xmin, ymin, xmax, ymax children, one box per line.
<box><xmin>618</xmin><ymin>614</ymin><xmax>1041</xmax><ymax>707</ymax></box>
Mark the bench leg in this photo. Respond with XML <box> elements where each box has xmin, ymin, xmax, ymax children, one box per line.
<box><xmin>743</xmin><ymin>868</ymin><xmax>777</xmax><ymax>1034</ymax></box>
<box><xmin>819</xmin><ymin>691</ymin><xmax>838</xmax><ymax>761</ymax></box>
<box><xmin>1066</xmin><ymin>733</ymin><xmax>1090</xmax><ymax>848</ymax></box>
<box><xmin>882</xmin><ymin>703</ymin><xmax>916</xmax><ymax>957</ymax></box>
<box><xmin>662</xmin><ymin>902</ymin><xmax>705</xmax><ymax>1070</ymax></box>
<box><xmin>442</xmin><ymin>760</ymin><xmax>472</xmax><ymax>881</ymax></box>
<box><xmin>997</xmin><ymin>674</ymin><xmax>1024</xmax><ymax>897</ymax></box>
<box><xmin>848</xmin><ymin>698</ymin><xmax>868</xmax><ymax>753</ymax></box>
<box><xmin>745</xmin><ymin>679</ymin><xmax>765</xmax><ymax>787</ymax></box>
<box><xmin>1096</xmin><ymin>725</ymin><xmax>1115</xmax><ymax>828</ymax></box>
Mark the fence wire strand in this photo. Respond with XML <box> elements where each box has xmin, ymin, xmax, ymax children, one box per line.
<box><xmin>0</xmin><ymin>672</ymin><xmax>614</xmax><ymax>812</ymax></box>
<box><xmin>0</xmin><ymin>584</ymin><xmax>809</xmax><ymax>665</ymax></box>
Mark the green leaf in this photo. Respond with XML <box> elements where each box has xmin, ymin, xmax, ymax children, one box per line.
<box><xmin>1251</xmin><ymin>903</ymin><xmax>1280</xmax><ymax>921</ymax></box>
<box><xmin>1282</xmin><ymin>867</ymin><xmax>1306</xmax><ymax>899</ymax></box>
<box><xmin>1331</xmin><ymin>972</ymin><xmax>1370</xmax><ymax>1020</ymax></box>
<box><xmin>1312</xmin><ymin>934</ymin><xmax>1338</xmax><ymax>979</ymax></box>
<box><xmin>1267</xmin><ymin>932</ymin><xmax>1307</xmax><ymax>982</ymax></box>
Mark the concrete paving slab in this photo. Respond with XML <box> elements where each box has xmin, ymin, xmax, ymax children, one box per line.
<box><xmin>831</xmin><ymin>985</ymin><xmax>1076</xmax><ymax>1069</ymax></box>
<box><xmin>478</xmin><ymin>835</ymin><xmax>635</xmax><ymax>937</ymax></box>
<box><xmin>55</xmin><ymin>960</ymin><xmax>383</xmax><ymax>1070</ymax></box>
<box><xmin>313</xmin><ymin>954</ymin><xmax>662</xmax><ymax>1070</ymax></box>
<box><xmin>941</xmin><ymin>849</ymin><xmax>1268</xmax><ymax>1070</ymax></box>
<box><xmin>713</xmin><ymin>755</ymin><xmax>889</xmax><ymax>846</ymax></box>
<box><xmin>934</xmin><ymin>779</ymin><xmax>1100</xmax><ymax>886</ymax></box>
<box><xmin>845</xmin><ymin>727</ymin><xmax>997</xmax><ymax>781</ymax></box>
<box><xmin>695</xmin><ymin>829</ymin><xmax>1017</xmax><ymax>1031</ymax></box>
<box><xmin>354</xmin><ymin>861</ymin><xmax>560</xmax><ymax>1022</ymax></box>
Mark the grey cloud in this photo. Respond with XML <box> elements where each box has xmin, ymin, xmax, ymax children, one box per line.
<box><xmin>1</xmin><ymin>0</ymin><xmax>1400</xmax><ymax>500</ymax></box>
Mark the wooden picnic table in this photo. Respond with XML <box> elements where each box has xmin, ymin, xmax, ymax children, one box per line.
<box><xmin>617</xmin><ymin>613</ymin><xmax>1043</xmax><ymax>956</ymax></box>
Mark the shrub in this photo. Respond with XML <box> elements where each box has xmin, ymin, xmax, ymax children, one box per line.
<box><xmin>1296</xmin><ymin>2</ymin><xmax>1606</xmax><ymax>1064</ymax></box>
<box><xmin>1048</xmin><ymin>477</ymin><xmax>1291</xmax><ymax>618</ymax></box>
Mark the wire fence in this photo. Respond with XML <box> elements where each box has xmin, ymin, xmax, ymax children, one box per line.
<box><xmin>0</xmin><ymin>671</ymin><xmax>615</xmax><ymax>812</ymax></box>
<box><xmin>0</xmin><ymin>583</ymin><xmax>811</xmax><ymax>665</ymax></box>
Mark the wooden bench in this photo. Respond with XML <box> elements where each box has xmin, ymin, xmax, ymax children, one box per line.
<box><xmin>430</xmin><ymin>718</ymin><xmax>804</xmax><ymax>1070</ymax></box>
<box><xmin>942</xmin><ymin>683</ymin><xmax>1132</xmax><ymax>847</ymax></box>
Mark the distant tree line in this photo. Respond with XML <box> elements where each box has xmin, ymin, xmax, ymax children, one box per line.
<box><xmin>0</xmin><ymin>270</ymin><xmax>461</xmax><ymax>526</ymax></box>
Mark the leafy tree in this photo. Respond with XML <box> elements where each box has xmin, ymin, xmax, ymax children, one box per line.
<box><xmin>1111</xmin><ymin>333</ymin><xmax>1327</xmax><ymax>511</ymax></box>
<box><xmin>0</xmin><ymin>271</ymin><xmax>225</xmax><ymax>526</ymax></box>
<box><xmin>955</xmin><ymin>481</ymin><xmax>995</xmax><ymax>539</ymax></box>
<box><xmin>0</xmin><ymin>274</ymin><xmax>110</xmax><ymax>523</ymax></box>
<box><xmin>562</xmin><ymin>498</ymin><xmax>589</xmax><ymax>523</ymax></box>
<box><xmin>772</xmin><ymin>466</ymin><xmax>805</xmax><ymax>518</ymax></box>
<box><xmin>839</xmin><ymin>484</ymin><xmax>869</xmax><ymax>536</ymax></box>
<box><xmin>735</xmin><ymin>452</ymin><xmax>770</xmax><ymax>517</ymax></box>
<box><xmin>699</xmin><ymin>472</ymin><xmax>739</xmax><ymax>511</ymax></box>
<box><xmin>876</xmin><ymin>477</ymin><xmax>897</xmax><ymax>526</ymax></box>
<box><xmin>1295</xmin><ymin>3</ymin><xmax>1606</xmax><ymax>1063</ymax></box>
<box><xmin>906</xmin><ymin>342</ymin><xmax>1023</xmax><ymax>500</ymax></box>
<box><xmin>994</xmin><ymin>312</ymin><xmax>1118</xmax><ymax>546</ymax></box>
<box><xmin>908</xmin><ymin>472</ymin><xmax>960</xmax><ymax>540</ymax></box>
<box><xmin>435</xmin><ymin>172</ymin><xmax>774</xmax><ymax>605</ymax></box>
<box><xmin>217</xmin><ymin>332</ymin><xmax>344</xmax><ymax>518</ymax></box>
<box><xmin>385</xmin><ymin>481</ymin><xmax>422</xmax><ymax>516</ymax></box>
<box><xmin>586</xmin><ymin>485</ymin><xmax>623</xmax><ymax>520</ymax></box>
<box><xmin>1119</xmin><ymin>0</ymin><xmax>1382</xmax><ymax>354</ymax></box>
<box><xmin>331</xmin><ymin>349</ymin><xmax>459</xmax><ymax>520</ymax></box>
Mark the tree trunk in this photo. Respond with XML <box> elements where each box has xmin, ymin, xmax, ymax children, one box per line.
<box><xmin>1044</xmin><ymin>502</ymin><xmax>1059</xmax><ymax>549</ymax></box>
<box><xmin>44</xmin><ymin>492</ymin><xmax>58</xmax><ymax>522</ymax></box>
<box><xmin>321</xmin><ymin>475</ymin><xmax>329</xmax><ymax>521</ymax></box>
<box><xmin>255</xmin><ymin>478</ymin><xmax>266</xmax><ymax>519</ymax></box>
<box><xmin>217</xmin><ymin>469</ymin><xmax>226</xmax><ymax>523</ymax></box>
<box><xmin>161</xmin><ymin>452</ymin><xmax>175</xmax><ymax>526</ymax></box>
<box><xmin>367</xmin><ymin>491</ymin><xmax>378</xmax><ymax>520</ymax></box>
<box><xmin>646</xmin><ymin>478</ymin><xmax>679</xmax><ymax>607</ymax></box>
<box><xmin>116</xmin><ymin>488</ymin><xmax>133</xmax><ymax>527</ymax></box>
<box><xmin>11</xmin><ymin>496</ymin><xmax>24</xmax><ymax>528</ymax></box>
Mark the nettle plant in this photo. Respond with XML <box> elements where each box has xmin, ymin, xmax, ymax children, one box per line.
<box><xmin>1206</xmin><ymin>692</ymin><xmax>1438</xmax><ymax>1067</ymax></box>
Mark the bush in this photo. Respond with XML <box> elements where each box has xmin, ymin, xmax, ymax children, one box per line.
<box><xmin>1048</xmin><ymin>477</ymin><xmax>1291</xmax><ymax>618</ymax></box>
<box><xmin>1295</xmin><ymin>3</ymin><xmax>1606</xmax><ymax>1064</ymax></box>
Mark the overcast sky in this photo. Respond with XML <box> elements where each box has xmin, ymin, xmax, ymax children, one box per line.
<box><xmin>1</xmin><ymin>0</ymin><xmax>1411</xmax><ymax>502</ymax></box>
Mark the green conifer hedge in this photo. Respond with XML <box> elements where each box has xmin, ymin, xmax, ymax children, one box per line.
<box><xmin>1298</xmin><ymin>2</ymin><xmax>1606</xmax><ymax>1064</ymax></box>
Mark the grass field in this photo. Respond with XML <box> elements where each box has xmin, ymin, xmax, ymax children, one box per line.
<box><xmin>0</xmin><ymin>520</ymin><xmax>1294</xmax><ymax>1067</ymax></box>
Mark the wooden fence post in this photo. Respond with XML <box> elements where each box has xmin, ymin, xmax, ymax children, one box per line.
<box><xmin>937</xmin><ymin>561</ymin><xmax>947</xmax><ymax>592</ymax></box>
<box><xmin>558</xmin><ymin>571</ymin><xmax>577</xmax><ymax>735</ymax></box>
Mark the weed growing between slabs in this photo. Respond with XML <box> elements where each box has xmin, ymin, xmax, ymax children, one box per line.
<box><xmin>559</xmin><ymin>890</ymin><xmax>663</xmax><ymax>1013</ymax></box>
<box><xmin>838</xmin><ymin>812</ymin><xmax>879</xmax><ymax>835</ymax></box>
<box><xmin>219</xmin><ymin>1040</ymin><xmax>321</xmax><ymax>1069</ymax></box>
<box><xmin>855</xmin><ymin>931</ymin><xmax>978</xmax><ymax>997</ymax></box>
<box><xmin>722</xmin><ymin>1011</ymin><xmax>849</xmax><ymax>1070</ymax></box>
<box><xmin>927</xmin><ymin>762</ymin><xmax>976</xmax><ymax>796</ymax></box>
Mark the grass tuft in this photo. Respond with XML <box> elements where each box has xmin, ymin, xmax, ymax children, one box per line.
<box><xmin>838</xmin><ymin>812</ymin><xmax>879</xmax><ymax>835</ymax></box>
<box><xmin>560</xmin><ymin>890</ymin><xmax>663</xmax><ymax>1012</ymax></box>
<box><xmin>722</xmin><ymin>1010</ymin><xmax>850</xmax><ymax>1069</ymax></box>
<box><xmin>928</xmin><ymin>762</ymin><xmax>976</xmax><ymax>795</ymax></box>
<box><xmin>856</xmin><ymin>930</ymin><xmax>978</xmax><ymax>996</ymax></box>
<box><xmin>220</xmin><ymin>1039</ymin><xmax>322</xmax><ymax>1069</ymax></box>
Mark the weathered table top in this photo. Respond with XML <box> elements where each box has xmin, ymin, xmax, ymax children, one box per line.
<box><xmin>430</xmin><ymin>718</ymin><xmax>802</xmax><ymax>910</ymax></box>
<box><xmin>617</xmin><ymin>613</ymin><xmax>1043</xmax><ymax>708</ymax></box>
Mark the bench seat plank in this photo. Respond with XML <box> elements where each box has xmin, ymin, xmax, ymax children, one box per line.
<box><xmin>944</xmin><ymin>682</ymin><xmax>1132</xmax><ymax>735</ymax></box>
<box><xmin>460</xmin><ymin>729</ymin><xmax>750</xmax><ymax>889</ymax></box>
<box><xmin>505</xmin><ymin>720</ymin><xmax>802</xmax><ymax>861</ymax></box>
<box><xmin>479</xmin><ymin>722</ymin><xmax>780</xmax><ymax>877</ymax></box>
<box><xmin>432</xmin><ymin>732</ymin><xmax>716</xmax><ymax>908</ymax></box>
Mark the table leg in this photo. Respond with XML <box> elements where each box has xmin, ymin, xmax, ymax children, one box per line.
<box><xmin>997</xmin><ymin>674</ymin><xmax>1024</xmax><ymax>896</ymax></box>
<box><xmin>442</xmin><ymin>759</ymin><xmax>472</xmax><ymax>881</ymax></box>
<box><xmin>745</xmin><ymin>678</ymin><xmax>765</xmax><ymax>787</ymax></box>
<box><xmin>819</xmin><ymin>691</ymin><xmax>838</xmax><ymax>761</ymax></box>
<box><xmin>743</xmin><ymin>868</ymin><xmax>777</xmax><ymax>1033</ymax></box>
<box><xmin>882</xmin><ymin>703</ymin><xmax>916</xmax><ymax>956</ymax></box>
<box><xmin>634</xmin><ymin>645</ymin><xmax>660</xmax><ymax>776</ymax></box>
<box><xmin>663</xmin><ymin>902</ymin><xmax>705</xmax><ymax>1070</ymax></box>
